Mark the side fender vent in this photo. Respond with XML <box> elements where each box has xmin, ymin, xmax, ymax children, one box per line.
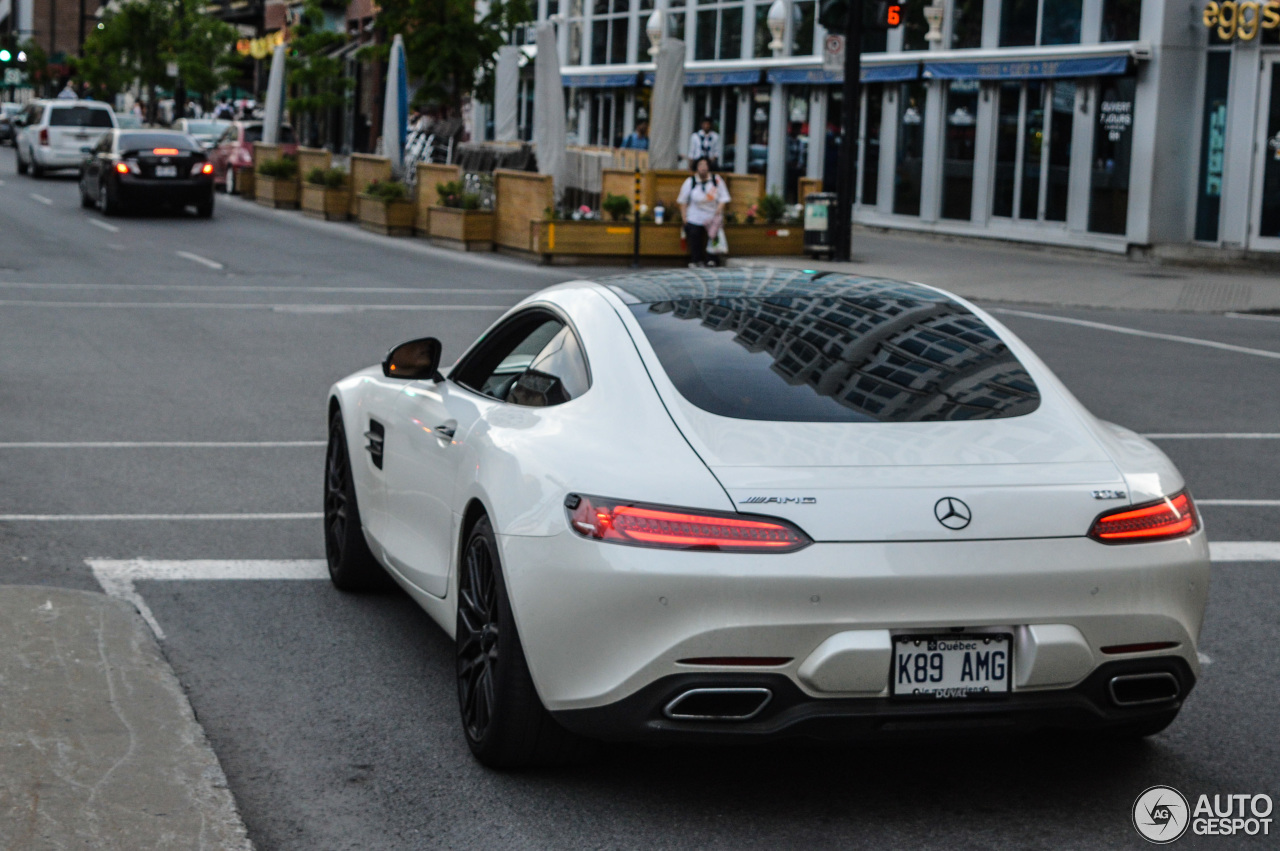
<box><xmin>364</xmin><ymin>420</ymin><xmax>385</xmax><ymax>470</ymax></box>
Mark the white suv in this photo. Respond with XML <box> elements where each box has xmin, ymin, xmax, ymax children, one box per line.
<box><xmin>15</xmin><ymin>100</ymin><xmax>117</xmax><ymax>177</ymax></box>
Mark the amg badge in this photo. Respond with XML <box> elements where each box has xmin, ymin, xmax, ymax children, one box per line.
<box><xmin>739</xmin><ymin>496</ymin><xmax>817</xmax><ymax>505</ymax></box>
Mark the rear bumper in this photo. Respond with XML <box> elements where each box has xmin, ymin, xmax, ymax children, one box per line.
<box><xmin>118</xmin><ymin>177</ymin><xmax>214</xmax><ymax>204</ymax></box>
<box><xmin>551</xmin><ymin>657</ymin><xmax>1195</xmax><ymax>743</ymax></box>
<box><xmin>31</xmin><ymin>148</ymin><xmax>85</xmax><ymax>169</ymax></box>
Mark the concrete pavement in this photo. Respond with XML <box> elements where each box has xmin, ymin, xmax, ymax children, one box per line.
<box><xmin>0</xmin><ymin>585</ymin><xmax>252</xmax><ymax>851</ymax></box>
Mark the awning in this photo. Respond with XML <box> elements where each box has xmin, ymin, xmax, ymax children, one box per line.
<box><xmin>766</xmin><ymin>63</ymin><xmax>919</xmax><ymax>85</ymax></box>
<box><xmin>684</xmin><ymin>69</ymin><xmax>762</xmax><ymax>87</ymax></box>
<box><xmin>562</xmin><ymin>72</ymin><xmax>640</xmax><ymax>88</ymax></box>
<box><xmin>923</xmin><ymin>53</ymin><xmax>1131</xmax><ymax>81</ymax></box>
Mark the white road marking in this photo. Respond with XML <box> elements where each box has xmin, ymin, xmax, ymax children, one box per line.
<box><xmin>1197</xmin><ymin>499</ymin><xmax>1280</xmax><ymax>507</ymax></box>
<box><xmin>1198</xmin><ymin>652</ymin><xmax>1213</xmax><ymax>666</ymax></box>
<box><xmin>0</xmin><ymin>440</ymin><xmax>324</xmax><ymax>448</ymax></box>
<box><xmin>991</xmin><ymin>308</ymin><xmax>1280</xmax><ymax>361</ymax></box>
<box><xmin>1209</xmin><ymin>542</ymin><xmax>1280</xmax><ymax>561</ymax></box>
<box><xmin>1226</xmin><ymin>312</ymin><xmax>1280</xmax><ymax>323</ymax></box>
<box><xmin>0</xmin><ymin>300</ymin><xmax>508</xmax><ymax>311</ymax></box>
<box><xmin>88</xmin><ymin>559</ymin><xmax>328</xmax><ymax>639</ymax></box>
<box><xmin>1145</xmin><ymin>433</ymin><xmax>1280</xmax><ymax>439</ymax></box>
<box><xmin>29</xmin><ymin>192</ymin><xmax>53</xmax><ymax>205</ymax></box>
<box><xmin>87</xmin><ymin>219</ymin><xmax>119</xmax><ymax>233</ymax></box>
<box><xmin>0</xmin><ymin>282</ymin><xmax>534</xmax><ymax>295</ymax></box>
<box><xmin>175</xmin><ymin>250</ymin><xmax>224</xmax><ymax>270</ymax></box>
<box><xmin>0</xmin><ymin>513</ymin><xmax>322</xmax><ymax>521</ymax></box>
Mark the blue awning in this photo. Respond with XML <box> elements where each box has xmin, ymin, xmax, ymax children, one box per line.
<box><xmin>562</xmin><ymin>72</ymin><xmax>640</xmax><ymax>88</ymax></box>
<box><xmin>684</xmin><ymin>69</ymin><xmax>762</xmax><ymax>87</ymax></box>
<box><xmin>766</xmin><ymin>63</ymin><xmax>919</xmax><ymax>85</ymax></box>
<box><xmin>923</xmin><ymin>53</ymin><xmax>1130</xmax><ymax>81</ymax></box>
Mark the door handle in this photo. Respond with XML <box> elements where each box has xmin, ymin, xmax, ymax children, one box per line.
<box><xmin>433</xmin><ymin>422</ymin><xmax>457</xmax><ymax>440</ymax></box>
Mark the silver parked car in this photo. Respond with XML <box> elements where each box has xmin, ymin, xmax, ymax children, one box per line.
<box><xmin>15</xmin><ymin>99</ymin><xmax>117</xmax><ymax>177</ymax></box>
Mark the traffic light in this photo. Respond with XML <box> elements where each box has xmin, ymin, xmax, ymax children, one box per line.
<box><xmin>0</xmin><ymin>50</ymin><xmax>11</xmax><ymax>63</ymax></box>
<box><xmin>818</xmin><ymin>1</ymin><xmax>904</xmax><ymax>34</ymax></box>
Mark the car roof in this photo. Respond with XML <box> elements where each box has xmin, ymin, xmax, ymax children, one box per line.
<box><xmin>38</xmin><ymin>99</ymin><xmax>112</xmax><ymax>109</ymax></box>
<box><xmin>597</xmin><ymin>268</ymin><xmax>951</xmax><ymax>307</ymax></box>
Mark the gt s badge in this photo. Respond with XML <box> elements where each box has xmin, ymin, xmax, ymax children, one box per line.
<box><xmin>1092</xmin><ymin>489</ymin><xmax>1127</xmax><ymax>500</ymax></box>
<box><xmin>739</xmin><ymin>496</ymin><xmax>816</xmax><ymax>505</ymax></box>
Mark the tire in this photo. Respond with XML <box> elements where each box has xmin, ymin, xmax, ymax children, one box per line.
<box><xmin>30</xmin><ymin>156</ymin><xmax>44</xmax><ymax>178</ymax></box>
<box><xmin>17</xmin><ymin>148</ymin><xmax>28</xmax><ymax>175</ymax></box>
<box><xmin>324</xmin><ymin>409</ymin><xmax>387</xmax><ymax>591</ymax></box>
<box><xmin>80</xmin><ymin>183</ymin><xmax>95</xmax><ymax>208</ymax></box>
<box><xmin>225</xmin><ymin>166</ymin><xmax>236</xmax><ymax>195</ymax></box>
<box><xmin>98</xmin><ymin>183</ymin><xmax>119</xmax><ymax>217</ymax></box>
<box><xmin>456</xmin><ymin>516</ymin><xmax>590</xmax><ymax>768</ymax></box>
<box><xmin>196</xmin><ymin>193</ymin><xmax>214</xmax><ymax>218</ymax></box>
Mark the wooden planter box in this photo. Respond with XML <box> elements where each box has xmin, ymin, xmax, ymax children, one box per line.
<box><xmin>530</xmin><ymin>220</ymin><xmax>803</xmax><ymax>262</ymax></box>
<box><xmin>427</xmin><ymin>206</ymin><xmax>494</xmax><ymax>251</ymax></box>
<box><xmin>301</xmin><ymin>184</ymin><xmax>350</xmax><ymax>220</ymax></box>
<box><xmin>357</xmin><ymin>194</ymin><xmax>415</xmax><ymax>236</ymax></box>
<box><xmin>230</xmin><ymin>166</ymin><xmax>255</xmax><ymax>198</ymax></box>
<box><xmin>255</xmin><ymin>175</ymin><xmax>300</xmax><ymax>209</ymax></box>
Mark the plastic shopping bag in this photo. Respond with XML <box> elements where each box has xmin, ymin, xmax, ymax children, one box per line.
<box><xmin>708</xmin><ymin>227</ymin><xmax>729</xmax><ymax>256</ymax></box>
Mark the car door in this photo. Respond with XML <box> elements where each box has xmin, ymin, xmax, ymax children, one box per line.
<box><xmin>84</xmin><ymin>132</ymin><xmax>109</xmax><ymax>192</ymax></box>
<box><xmin>380</xmin><ymin>311</ymin><xmax>586</xmax><ymax>598</ymax></box>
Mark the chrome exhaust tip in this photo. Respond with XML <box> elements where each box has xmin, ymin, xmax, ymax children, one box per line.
<box><xmin>1109</xmin><ymin>672</ymin><xmax>1180</xmax><ymax>706</ymax></box>
<box><xmin>663</xmin><ymin>687</ymin><xmax>773</xmax><ymax>721</ymax></box>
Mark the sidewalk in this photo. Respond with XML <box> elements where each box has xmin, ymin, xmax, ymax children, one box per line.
<box><xmin>731</xmin><ymin>229</ymin><xmax>1280</xmax><ymax>313</ymax></box>
<box><xmin>0</xmin><ymin>586</ymin><xmax>252</xmax><ymax>851</ymax></box>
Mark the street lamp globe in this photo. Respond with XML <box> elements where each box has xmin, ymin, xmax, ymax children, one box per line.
<box><xmin>767</xmin><ymin>0</ymin><xmax>787</xmax><ymax>53</ymax></box>
<box><xmin>646</xmin><ymin>10</ymin><xmax>664</xmax><ymax>56</ymax></box>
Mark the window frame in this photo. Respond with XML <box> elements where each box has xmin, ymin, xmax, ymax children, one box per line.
<box><xmin>449</xmin><ymin>305</ymin><xmax>594</xmax><ymax>407</ymax></box>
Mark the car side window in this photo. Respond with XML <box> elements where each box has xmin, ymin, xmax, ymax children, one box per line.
<box><xmin>94</xmin><ymin>134</ymin><xmax>112</xmax><ymax>154</ymax></box>
<box><xmin>453</xmin><ymin>311</ymin><xmax>591</xmax><ymax>407</ymax></box>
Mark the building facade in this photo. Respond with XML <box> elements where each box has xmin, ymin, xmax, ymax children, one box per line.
<box><xmin>479</xmin><ymin>0</ymin><xmax>1280</xmax><ymax>256</ymax></box>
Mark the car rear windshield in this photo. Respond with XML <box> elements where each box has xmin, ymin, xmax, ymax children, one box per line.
<box><xmin>118</xmin><ymin>133</ymin><xmax>199</xmax><ymax>152</ymax></box>
<box><xmin>49</xmin><ymin>107</ymin><xmax>114</xmax><ymax>128</ymax></box>
<box><xmin>242</xmin><ymin>126</ymin><xmax>295</xmax><ymax>144</ymax></box>
<box><xmin>630</xmin><ymin>293</ymin><xmax>1042</xmax><ymax>423</ymax></box>
<box><xmin>184</xmin><ymin>121</ymin><xmax>224</xmax><ymax>135</ymax></box>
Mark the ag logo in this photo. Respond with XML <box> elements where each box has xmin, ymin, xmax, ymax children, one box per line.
<box><xmin>933</xmin><ymin>497</ymin><xmax>971</xmax><ymax>530</ymax></box>
<box><xmin>1133</xmin><ymin>785</ymin><xmax>1190</xmax><ymax>844</ymax></box>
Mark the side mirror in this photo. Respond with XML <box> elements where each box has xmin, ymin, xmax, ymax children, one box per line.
<box><xmin>382</xmin><ymin>337</ymin><xmax>444</xmax><ymax>381</ymax></box>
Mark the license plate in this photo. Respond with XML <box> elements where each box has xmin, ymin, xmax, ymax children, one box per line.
<box><xmin>890</xmin><ymin>633</ymin><xmax>1012</xmax><ymax>699</ymax></box>
<box><xmin>155</xmin><ymin>165</ymin><xmax>177</xmax><ymax>178</ymax></box>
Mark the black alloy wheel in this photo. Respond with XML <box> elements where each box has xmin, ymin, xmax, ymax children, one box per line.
<box><xmin>98</xmin><ymin>183</ymin><xmax>119</xmax><ymax>216</ymax></box>
<box><xmin>455</xmin><ymin>516</ymin><xmax>590</xmax><ymax>768</ymax></box>
<box><xmin>323</xmin><ymin>410</ymin><xmax>385</xmax><ymax>591</ymax></box>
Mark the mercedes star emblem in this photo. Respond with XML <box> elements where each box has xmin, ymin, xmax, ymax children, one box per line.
<box><xmin>934</xmin><ymin>497</ymin><xmax>972</xmax><ymax>530</ymax></box>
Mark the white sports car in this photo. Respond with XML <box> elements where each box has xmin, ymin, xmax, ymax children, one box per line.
<box><xmin>324</xmin><ymin>268</ymin><xmax>1209</xmax><ymax>767</ymax></box>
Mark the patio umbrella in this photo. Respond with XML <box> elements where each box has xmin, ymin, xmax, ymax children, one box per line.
<box><xmin>261</xmin><ymin>42</ymin><xmax>286</xmax><ymax>145</ymax></box>
<box><xmin>494</xmin><ymin>45</ymin><xmax>520</xmax><ymax>142</ymax></box>
<box><xmin>382</xmin><ymin>34</ymin><xmax>409</xmax><ymax>178</ymax></box>
<box><xmin>648</xmin><ymin>39</ymin><xmax>685</xmax><ymax>170</ymax></box>
<box><xmin>531</xmin><ymin>23</ymin><xmax>566</xmax><ymax>203</ymax></box>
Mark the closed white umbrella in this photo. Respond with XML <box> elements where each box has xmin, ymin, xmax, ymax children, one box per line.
<box><xmin>261</xmin><ymin>42</ymin><xmax>287</xmax><ymax>145</ymax></box>
<box><xmin>382</xmin><ymin>34</ymin><xmax>409</xmax><ymax>177</ymax></box>
<box><xmin>494</xmin><ymin>45</ymin><xmax>520</xmax><ymax>142</ymax></box>
<box><xmin>648</xmin><ymin>39</ymin><xmax>685</xmax><ymax>170</ymax></box>
<box><xmin>531</xmin><ymin>23</ymin><xmax>566</xmax><ymax>204</ymax></box>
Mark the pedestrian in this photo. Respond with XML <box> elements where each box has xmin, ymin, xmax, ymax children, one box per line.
<box><xmin>214</xmin><ymin>97</ymin><xmax>234</xmax><ymax>120</ymax></box>
<box><xmin>687</xmin><ymin>116</ymin><xmax>721</xmax><ymax>172</ymax></box>
<box><xmin>677</xmin><ymin>156</ymin><xmax>730</xmax><ymax>268</ymax></box>
<box><xmin>621</xmin><ymin>121</ymin><xmax>649</xmax><ymax>150</ymax></box>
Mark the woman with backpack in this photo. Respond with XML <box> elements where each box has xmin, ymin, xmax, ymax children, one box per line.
<box><xmin>677</xmin><ymin>156</ymin><xmax>731</xmax><ymax>268</ymax></box>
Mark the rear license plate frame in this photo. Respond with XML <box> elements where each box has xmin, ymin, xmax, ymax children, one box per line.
<box><xmin>889</xmin><ymin>633</ymin><xmax>1013</xmax><ymax>700</ymax></box>
<box><xmin>155</xmin><ymin>165</ymin><xmax>178</xmax><ymax>178</ymax></box>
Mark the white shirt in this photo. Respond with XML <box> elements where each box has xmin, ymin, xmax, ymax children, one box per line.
<box><xmin>687</xmin><ymin>129</ymin><xmax>721</xmax><ymax>164</ymax></box>
<box><xmin>677</xmin><ymin>175</ymin><xmax>731</xmax><ymax>227</ymax></box>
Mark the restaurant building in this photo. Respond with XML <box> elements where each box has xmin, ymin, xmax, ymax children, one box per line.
<box><xmin>476</xmin><ymin>0</ymin><xmax>1280</xmax><ymax>256</ymax></box>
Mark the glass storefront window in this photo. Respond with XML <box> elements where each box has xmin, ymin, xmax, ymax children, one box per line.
<box><xmin>1000</xmin><ymin>0</ymin><xmax>1081</xmax><ymax>46</ymax></box>
<box><xmin>903</xmin><ymin>1</ymin><xmax>930</xmax><ymax>50</ymax></box>
<box><xmin>993</xmin><ymin>83</ymin><xmax>1020</xmax><ymax>217</ymax></box>
<box><xmin>1000</xmin><ymin>0</ymin><xmax>1038</xmax><ymax>46</ymax></box>
<box><xmin>1020</xmin><ymin>82</ymin><xmax>1045</xmax><ymax>219</ymax></box>
<box><xmin>894</xmin><ymin>81</ymin><xmax>927</xmax><ymax>215</ymax></box>
<box><xmin>785</xmin><ymin>88</ymin><xmax>810</xmax><ymax>202</ymax></box>
<box><xmin>1195</xmin><ymin>53</ymin><xmax>1230</xmax><ymax>242</ymax></box>
<box><xmin>1088</xmin><ymin>77</ymin><xmax>1136</xmax><ymax>235</ymax></box>
<box><xmin>860</xmin><ymin>87</ymin><xmax>880</xmax><ymax>206</ymax></box>
<box><xmin>1045</xmin><ymin>81</ymin><xmax>1074</xmax><ymax>221</ymax></box>
<box><xmin>791</xmin><ymin>1</ymin><xmax>816</xmax><ymax>56</ymax></box>
<box><xmin>753</xmin><ymin>5</ymin><xmax>772</xmax><ymax>58</ymax></box>
<box><xmin>694</xmin><ymin>2</ymin><xmax>746</xmax><ymax>60</ymax></box>
<box><xmin>824</xmin><ymin>89</ymin><xmax>845</xmax><ymax>197</ymax></box>
<box><xmin>941</xmin><ymin>80</ymin><xmax>979</xmax><ymax>220</ymax></box>
<box><xmin>567</xmin><ymin>0</ymin><xmax>585</xmax><ymax>65</ymax></box>
<box><xmin>950</xmin><ymin>0</ymin><xmax>984</xmax><ymax>49</ymax></box>
<box><xmin>1101</xmin><ymin>0</ymin><xmax>1141</xmax><ymax>42</ymax></box>
<box><xmin>696</xmin><ymin>9</ymin><xmax>718</xmax><ymax>59</ymax></box>
<box><xmin>1041</xmin><ymin>0</ymin><xmax>1083</xmax><ymax>45</ymax></box>
<box><xmin>721</xmin><ymin>6</ymin><xmax>743</xmax><ymax>58</ymax></box>
<box><xmin>694</xmin><ymin>88</ymin><xmax>738</xmax><ymax>171</ymax></box>
<box><xmin>589</xmin><ymin>0</ymin><xmax>631</xmax><ymax>64</ymax></box>
<box><xmin>1257</xmin><ymin>64</ymin><xmax>1280</xmax><ymax>239</ymax></box>
<box><xmin>749</xmin><ymin>88</ymin><xmax>771</xmax><ymax>176</ymax></box>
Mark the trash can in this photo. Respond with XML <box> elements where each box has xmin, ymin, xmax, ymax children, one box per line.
<box><xmin>803</xmin><ymin>192</ymin><xmax>836</xmax><ymax>256</ymax></box>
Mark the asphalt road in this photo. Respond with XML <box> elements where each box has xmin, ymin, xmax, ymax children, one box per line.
<box><xmin>1</xmin><ymin>146</ymin><xmax>1277</xmax><ymax>850</ymax></box>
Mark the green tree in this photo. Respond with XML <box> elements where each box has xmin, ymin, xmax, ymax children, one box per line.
<box><xmin>372</xmin><ymin>0</ymin><xmax>533</xmax><ymax>116</ymax></box>
<box><xmin>287</xmin><ymin>2</ymin><xmax>354</xmax><ymax>147</ymax></box>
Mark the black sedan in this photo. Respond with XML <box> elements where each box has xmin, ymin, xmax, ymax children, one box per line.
<box><xmin>79</xmin><ymin>130</ymin><xmax>215</xmax><ymax>217</ymax></box>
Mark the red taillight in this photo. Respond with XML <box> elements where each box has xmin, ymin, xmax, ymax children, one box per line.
<box><xmin>152</xmin><ymin>147</ymin><xmax>180</xmax><ymax>155</ymax></box>
<box><xmin>1089</xmin><ymin>490</ymin><xmax>1198</xmax><ymax>543</ymax></box>
<box><xmin>565</xmin><ymin>494</ymin><xmax>811</xmax><ymax>553</ymax></box>
<box><xmin>115</xmin><ymin>162</ymin><xmax>130</xmax><ymax>174</ymax></box>
<box><xmin>201</xmin><ymin>162</ymin><xmax>213</xmax><ymax>175</ymax></box>
<box><xmin>39</xmin><ymin>128</ymin><xmax>49</xmax><ymax>146</ymax></box>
